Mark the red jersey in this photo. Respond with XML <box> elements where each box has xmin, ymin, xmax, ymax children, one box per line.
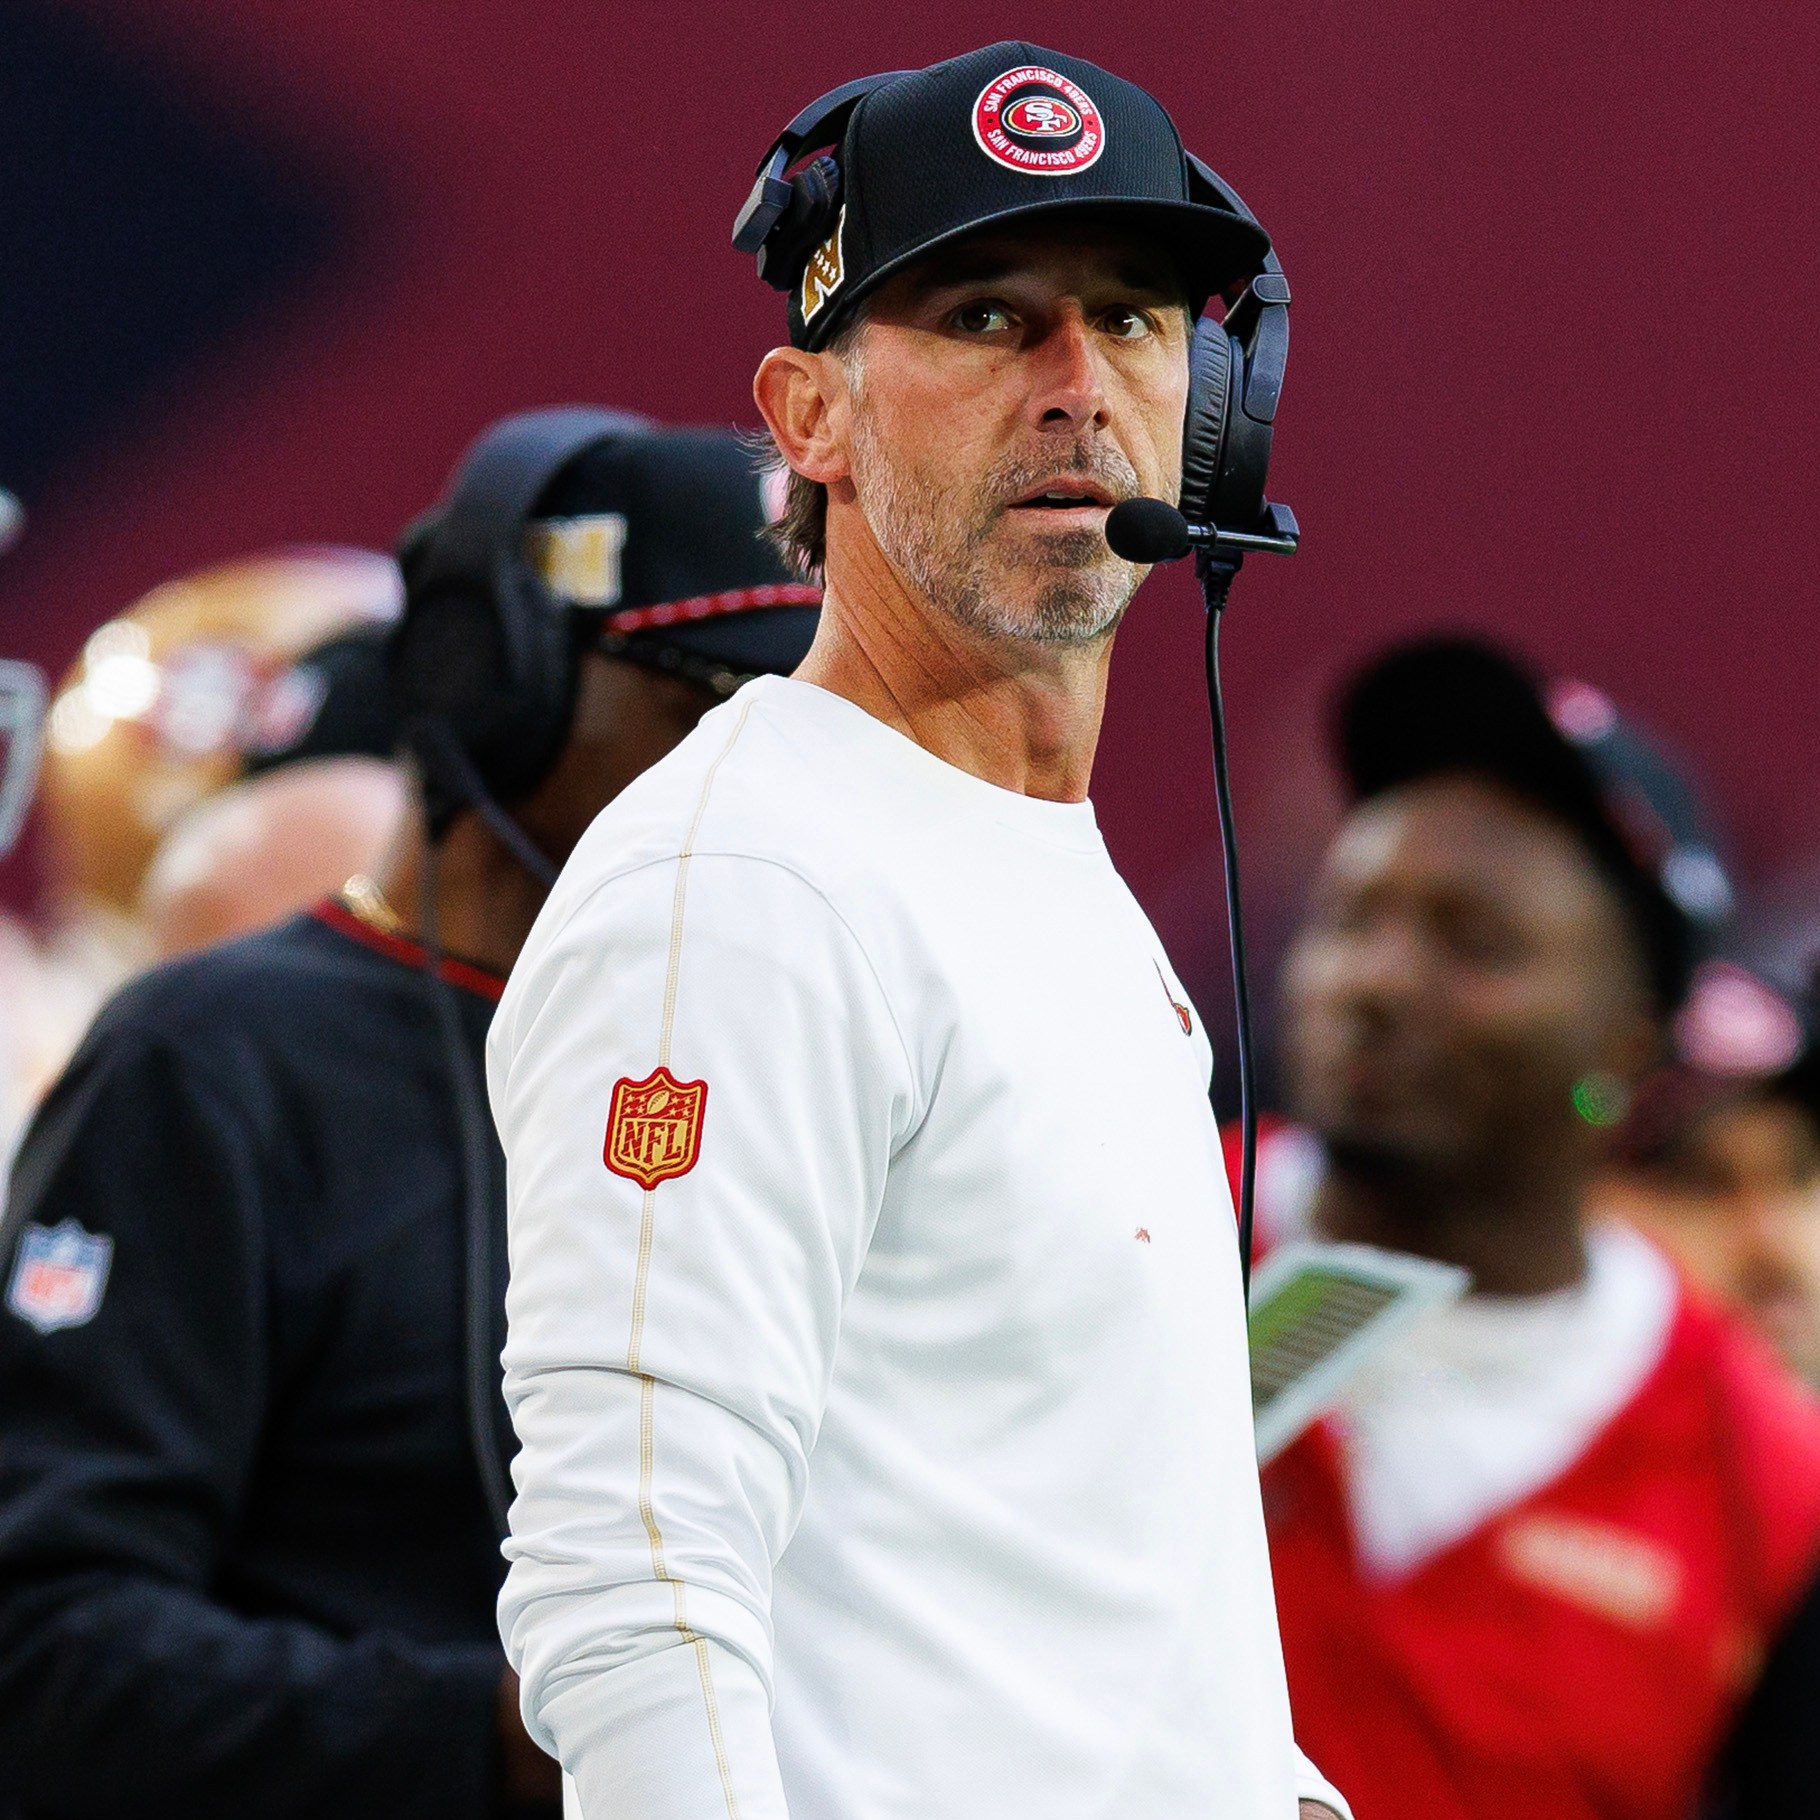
<box><xmin>1241</xmin><ymin>1126</ymin><xmax>1820</xmax><ymax>1820</ymax></box>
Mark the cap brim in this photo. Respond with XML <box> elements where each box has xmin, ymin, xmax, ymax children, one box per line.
<box><xmin>621</xmin><ymin>604</ymin><xmax>820</xmax><ymax>680</ymax></box>
<box><xmin>807</xmin><ymin>196</ymin><xmax>1270</xmax><ymax>348</ymax></box>
<box><xmin>243</xmin><ymin>627</ymin><xmax>397</xmax><ymax>774</ymax></box>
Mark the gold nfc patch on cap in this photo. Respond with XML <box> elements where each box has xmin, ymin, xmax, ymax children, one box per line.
<box><xmin>525</xmin><ymin>513</ymin><xmax>628</xmax><ymax>607</ymax></box>
<box><xmin>800</xmin><ymin>205</ymin><xmax>847</xmax><ymax>324</ymax></box>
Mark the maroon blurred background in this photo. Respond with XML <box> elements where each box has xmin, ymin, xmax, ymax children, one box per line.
<box><xmin>4</xmin><ymin>0</ymin><xmax>1817</xmax><ymax>1019</ymax></box>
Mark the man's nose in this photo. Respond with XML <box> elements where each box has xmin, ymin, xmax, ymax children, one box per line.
<box><xmin>1337</xmin><ymin>922</ymin><xmax>1426</xmax><ymax>1016</ymax></box>
<box><xmin>1029</xmin><ymin>312</ymin><xmax>1110</xmax><ymax>433</ymax></box>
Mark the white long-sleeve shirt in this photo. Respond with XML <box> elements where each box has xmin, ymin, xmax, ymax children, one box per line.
<box><xmin>490</xmin><ymin>675</ymin><xmax>1348</xmax><ymax>1820</ymax></box>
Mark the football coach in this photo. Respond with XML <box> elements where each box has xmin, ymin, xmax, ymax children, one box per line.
<box><xmin>491</xmin><ymin>44</ymin><xmax>1349</xmax><ymax>1820</ymax></box>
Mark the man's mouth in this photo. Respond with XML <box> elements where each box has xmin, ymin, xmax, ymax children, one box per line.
<box><xmin>1006</xmin><ymin>479</ymin><xmax>1117</xmax><ymax>515</ymax></box>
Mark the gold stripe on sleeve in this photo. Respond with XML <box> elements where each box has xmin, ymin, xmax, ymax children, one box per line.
<box><xmin>624</xmin><ymin>698</ymin><xmax>755</xmax><ymax>1820</ymax></box>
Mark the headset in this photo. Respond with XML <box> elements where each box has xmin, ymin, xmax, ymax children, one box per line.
<box><xmin>387</xmin><ymin>405</ymin><xmax>652</xmax><ymax>836</ymax></box>
<box><xmin>733</xmin><ymin>74</ymin><xmax>1295</xmax><ymax>549</ymax></box>
<box><xmin>737</xmin><ymin>75</ymin><xmax>1298</xmax><ymax>1300</ymax></box>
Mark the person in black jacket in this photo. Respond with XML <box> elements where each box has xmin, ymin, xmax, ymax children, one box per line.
<box><xmin>0</xmin><ymin>412</ymin><xmax>819</xmax><ymax>1819</ymax></box>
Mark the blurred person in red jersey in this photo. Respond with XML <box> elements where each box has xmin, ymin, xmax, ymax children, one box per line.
<box><xmin>1591</xmin><ymin>958</ymin><xmax>1820</xmax><ymax>1389</ymax></box>
<box><xmin>1250</xmin><ymin>636</ymin><xmax>1820</xmax><ymax>1820</ymax></box>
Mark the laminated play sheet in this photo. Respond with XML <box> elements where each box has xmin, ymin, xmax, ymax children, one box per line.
<box><xmin>1249</xmin><ymin>1240</ymin><xmax>1470</xmax><ymax>1463</ymax></box>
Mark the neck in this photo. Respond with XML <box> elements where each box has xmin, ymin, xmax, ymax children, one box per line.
<box><xmin>368</xmin><ymin>810</ymin><xmax>549</xmax><ymax>977</ymax></box>
<box><xmin>1309</xmin><ymin>1144</ymin><xmax>1591</xmax><ymax>1296</ymax></box>
<box><xmin>797</xmin><ymin>522</ymin><xmax>1114</xmax><ymax>803</ymax></box>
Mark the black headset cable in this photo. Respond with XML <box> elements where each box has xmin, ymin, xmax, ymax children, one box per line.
<box><xmin>1197</xmin><ymin>553</ymin><xmax>1258</xmax><ymax>1301</ymax></box>
<box><xmin>411</xmin><ymin>746</ymin><xmax>517</xmax><ymax>1540</ymax></box>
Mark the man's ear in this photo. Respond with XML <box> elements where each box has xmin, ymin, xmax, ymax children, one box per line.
<box><xmin>754</xmin><ymin>345</ymin><xmax>853</xmax><ymax>488</ymax></box>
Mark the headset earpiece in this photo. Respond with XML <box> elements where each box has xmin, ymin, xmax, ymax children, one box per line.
<box><xmin>753</xmin><ymin>154</ymin><xmax>844</xmax><ymax>291</ymax></box>
<box><xmin>733</xmin><ymin>72</ymin><xmax>912</xmax><ymax>288</ymax></box>
<box><xmin>1181</xmin><ymin>318</ymin><xmax>1234</xmax><ymax>531</ymax></box>
<box><xmin>1177</xmin><ymin>158</ymin><xmax>1291</xmax><ymax>544</ymax></box>
<box><xmin>387</xmin><ymin>406</ymin><xmax>650</xmax><ymax>824</ymax></box>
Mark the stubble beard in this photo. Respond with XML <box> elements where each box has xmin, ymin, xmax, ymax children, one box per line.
<box><xmin>847</xmin><ymin>382</ymin><xmax>1149</xmax><ymax>648</ymax></box>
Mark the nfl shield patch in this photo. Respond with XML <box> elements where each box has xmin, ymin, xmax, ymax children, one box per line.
<box><xmin>7</xmin><ymin>1219</ymin><xmax>113</xmax><ymax>1334</ymax></box>
<box><xmin>604</xmin><ymin>1066</ymin><xmax>708</xmax><ymax>1190</ymax></box>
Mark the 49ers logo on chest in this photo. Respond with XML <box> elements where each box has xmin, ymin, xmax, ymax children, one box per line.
<box><xmin>604</xmin><ymin>1066</ymin><xmax>708</xmax><ymax>1190</ymax></box>
<box><xmin>972</xmin><ymin>66</ymin><xmax>1105</xmax><ymax>176</ymax></box>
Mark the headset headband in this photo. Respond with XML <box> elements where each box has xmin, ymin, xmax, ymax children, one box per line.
<box><xmin>408</xmin><ymin>406</ymin><xmax>653</xmax><ymax>605</ymax></box>
<box><xmin>733</xmin><ymin>72</ymin><xmax>912</xmax><ymax>270</ymax></box>
<box><xmin>1184</xmin><ymin>155</ymin><xmax>1290</xmax><ymax>430</ymax></box>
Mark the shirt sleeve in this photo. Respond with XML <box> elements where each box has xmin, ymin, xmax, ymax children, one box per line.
<box><xmin>491</xmin><ymin>852</ymin><xmax>917</xmax><ymax>1820</ymax></box>
<box><xmin>0</xmin><ymin>1002</ymin><xmax>506</xmax><ymax>1819</ymax></box>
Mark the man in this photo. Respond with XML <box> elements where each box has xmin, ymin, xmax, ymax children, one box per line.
<box><xmin>492</xmin><ymin>44</ymin><xmax>1346</xmax><ymax>1820</ymax></box>
<box><xmin>1254</xmin><ymin>636</ymin><xmax>1820</xmax><ymax>1819</ymax></box>
<box><xmin>0</xmin><ymin>416</ymin><xmax>819</xmax><ymax>1818</ymax></box>
<box><xmin>1594</xmin><ymin>959</ymin><xmax>1820</xmax><ymax>1386</ymax></box>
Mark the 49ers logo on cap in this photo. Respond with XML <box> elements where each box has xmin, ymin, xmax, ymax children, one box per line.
<box><xmin>972</xmin><ymin>66</ymin><xmax>1105</xmax><ymax>176</ymax></box>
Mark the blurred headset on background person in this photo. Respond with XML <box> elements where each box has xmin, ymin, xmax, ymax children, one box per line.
<box><xmin>0</xmin><ymin>663</ymin><xmax>45</xmax><ymax>864</ymax></box>
<box><xmin>386</xmin><ymin>407</ymin><xmax>648</xmax><ymax>878</ymax></box>
<box><xmin>0</xmin><ymin>492</ymin><xmax>39</xmax><ymax>863</ymax></box>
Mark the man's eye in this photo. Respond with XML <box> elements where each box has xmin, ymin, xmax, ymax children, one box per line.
<box><xmin>1102</xmin><ymin>308</ymin><xmax>1154</xmax><ymax>340</ymax></box>
<box><xmin>952</xmin><ymin>302</ymin><xmax>1012</xmax><ymax>334</ymax></box>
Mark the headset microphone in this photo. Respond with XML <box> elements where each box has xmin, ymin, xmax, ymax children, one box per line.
<box><xmin>1106</xmin><ymin>497</ymin><xmax>1300</xmax><ymax>567</ymax></box>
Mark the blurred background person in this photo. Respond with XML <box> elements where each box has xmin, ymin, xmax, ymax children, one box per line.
<box><xmin>1248</xmin><ymin>637</ymin><xmax>1820</xmax><ymax>1820</ymax></box>
<box><xmin>1594</xmin><ymin>958</ymin><xmax>1820</xmax><ymax>1388</ymax></box>
<box><xmin>133</xmin><ymin>621</ymin><xmax>407</xmax><ymax>962</ymax></box>
<box><xmin>1</xmin><ymin>549</ymin><xmax>402</xmax><ymax>1162</ymax></box>
<box><xmin>0</xmin><ymin>409</ymin><xmax>820</xmax><ymax>1819</ymax></box>
<box><xmin>137</xmin><ymin>757</ymin><xmax>404</xmax><ymax>961</ymax></box>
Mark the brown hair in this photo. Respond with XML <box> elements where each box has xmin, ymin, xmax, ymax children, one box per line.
<box><xmin>762</xmin><ymin>465</ymin><xmax>829</xmax><ymax>582</ymax></box>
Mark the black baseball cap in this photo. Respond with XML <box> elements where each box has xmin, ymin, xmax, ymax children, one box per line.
<box><xmin>527</xmin><ymin>427</ymin><xmax>820</xmax><ymax>688</ymax></box>
<box><xmin>774</xmin><ymin>43</ymin><xmax>1271</xmax><ymax>351</ymax></box>
<box><xmin>242</xmin><ymin>624</ymin><xmax>398</xmax><ymax>775</ymax></box>
<box><xmin>1333</xmin><ymin>637</ymin><xmax>1733</xmax><ymax>1013</ymax></box>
